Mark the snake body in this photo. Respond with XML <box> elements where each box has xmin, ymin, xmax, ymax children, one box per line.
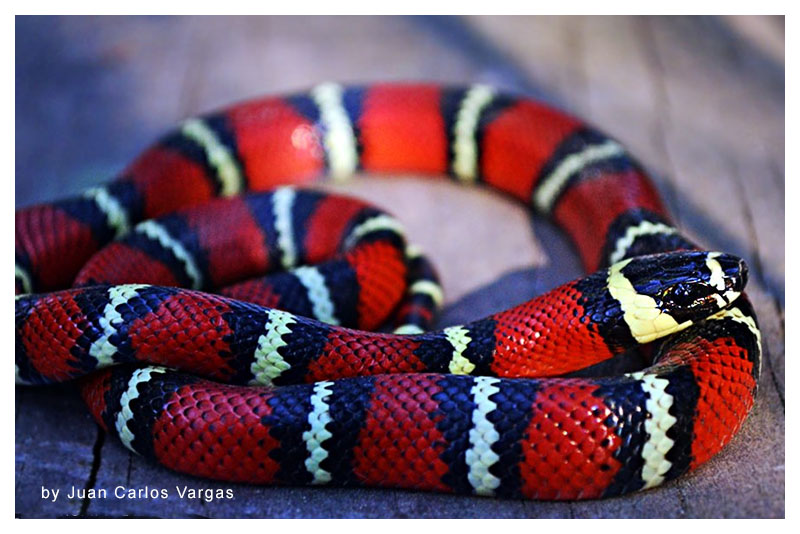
<box><xmin>15</xmin><ymin>83</ymin><xmax>761</xmax><ymax>500</ymax></box>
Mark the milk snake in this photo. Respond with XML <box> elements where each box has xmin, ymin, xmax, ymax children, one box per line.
<box><xmin>15</xmin><ymin>83</ymin><xmax>762</xmax><ymax>500</ymax></box>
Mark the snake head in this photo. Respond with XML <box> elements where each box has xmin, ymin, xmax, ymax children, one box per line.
<box><xmin>607</xmin><ymin>251</ymin><xmax>747</xmax><ymax>344</ymax></box>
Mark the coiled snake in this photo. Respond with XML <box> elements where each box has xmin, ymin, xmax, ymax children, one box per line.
<box><xmin>15</xmin><ymin>83</ymin><xmax>761</xmax><ymax>500</ymax></box>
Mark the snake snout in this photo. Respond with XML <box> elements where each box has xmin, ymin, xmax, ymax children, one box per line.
<box><xmin>713</xmin><ymin>253</ymin><xmax>748</xmax><ymax>294</ymax></box>
<box><xmin>654</xmin><ymin>252</ymin><xmax>748</xmax><ymax>322</ymax></box>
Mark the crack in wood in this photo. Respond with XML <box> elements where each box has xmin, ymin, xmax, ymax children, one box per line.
<box><xmin>78</xmin><ymin>427</ymin><xmax>106</xmax><ymax>517</ymax></box>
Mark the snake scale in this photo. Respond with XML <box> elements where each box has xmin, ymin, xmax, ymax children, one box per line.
<box><xmin>15</xmin><ymin>83</ymin><xmax>761</xmax><ymax>500</ymax></box>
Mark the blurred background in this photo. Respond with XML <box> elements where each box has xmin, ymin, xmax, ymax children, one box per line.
<box><xmin>15</xmin><ymin>16</ymin><xmax>784</xmax><ymax>518</ymax></box>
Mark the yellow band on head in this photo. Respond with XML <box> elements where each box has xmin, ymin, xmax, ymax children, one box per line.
<box><xmin>607</xmin><ymin>259</ymin><xmax>692</xmax><ymax>344</ymax></box>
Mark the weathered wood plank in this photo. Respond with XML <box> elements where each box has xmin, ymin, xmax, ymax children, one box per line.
<box><xmin>16</xmin><ymin>16</ymin><xmax>200</xmax><ymax>206</ymax></box>
<box><xmin>14</xmin><ymin>387</ymin><xmax>98</xmax><ymax>518</ymax></box>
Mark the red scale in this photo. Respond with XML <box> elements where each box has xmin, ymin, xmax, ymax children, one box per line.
<box><xmin>351</xmin><ymin>375</ymin><xmax>451</xmax><ymax>492</ymax></box>
<box><xmin>16</xmin><ymin>205</ymin><xmax>99</xmax><ymax>291</ymax></box>
<box><xmin>226</xmin><ymin>97</ymin><xmax>324</xmax><ymax>189</ymax></box>
<box><xmin>124</xmin><ymin>147</ymin><xmax>217</xmax><ymax>218</ymax></box>
<box><xmin>519</xmin><ymin>380</ymin><xmax>623</xmax><ymax>500</ymax></box>
<box><xmin>490</xmin><ymin>284</ymin><xmax>616</xmax><ymax>378</ymax></box>
<box><xmin>308</xmin><ymin>332</ymin><xmax>424</xmax><ymax>383</ymax></box>
<box><xmin>183</xmin><ymin>198</ymin><xmax>270</xmax><ymax>287</ymax></box>
<box><xmin>359</xmin><ymin>85</ymin><xmax>448</xmax><ymax>175</ymax></box>
<box><xmin>128</xmin><ymin>294</ymin><xmax>238</xmax><ymax>381</ymax></box>
<box><xmin>21</xmin><ymin>293</ymin><xmax>87</xmax><ymax>381</ymax></box>
<box><xmin>152</xmin><ymin>384</ymin><xmax>282</xmax><ymax>483</ymax></box>
<box><xmin>481</xmin><ymin>100</ymin><xmax>582</xmax><ymax>202</ymax></box>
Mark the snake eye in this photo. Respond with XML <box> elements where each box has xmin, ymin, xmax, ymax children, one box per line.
<box><xmin>662</xmin><ymin>282</ymin><xmax>715</xmax><ymax>310</ymax></box>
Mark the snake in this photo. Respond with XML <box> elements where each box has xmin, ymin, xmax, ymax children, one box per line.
<box><xmin>15</xmin><ymin>82</ymin><xmax>762</xmax><ymax>501</ymax></box>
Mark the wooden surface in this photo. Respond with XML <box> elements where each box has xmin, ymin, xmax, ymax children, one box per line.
<box><xmin>15</xmin><ymin>15</ymin><xmax>784</xmax><ymax>518</ymax></box>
